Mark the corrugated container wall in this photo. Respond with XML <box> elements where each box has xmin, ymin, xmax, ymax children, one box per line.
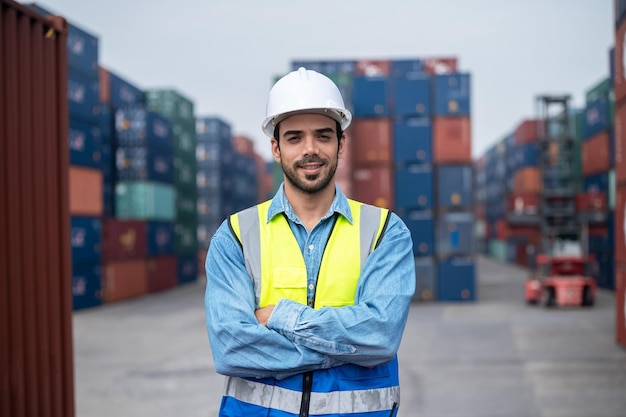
<box><xmin>1</xmin><ymin>1</ymin><xmax>75</xmax><ymax>416</ymax></box>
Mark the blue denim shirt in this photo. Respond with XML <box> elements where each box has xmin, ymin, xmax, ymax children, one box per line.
<box><xmin>205</xmin><ymin>183</ymin><xmax>415</xmax><ymax>379</ymax></box>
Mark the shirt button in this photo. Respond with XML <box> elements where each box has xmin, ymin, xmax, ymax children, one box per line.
<box><xmin>308</xmin><ymin>244</ymin><xmax>314</xmax><ymax>251</ymax></box>
<box><xmin>308</xmin><ymin>284</ymin><xmax>314</xmax><ymax>290</ymax></box>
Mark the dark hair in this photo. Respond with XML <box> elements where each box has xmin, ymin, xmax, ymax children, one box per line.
<box><xmin>274</xmin><ymin>120</ymin><xmax>343</xmax><ymax>144</ymax></box>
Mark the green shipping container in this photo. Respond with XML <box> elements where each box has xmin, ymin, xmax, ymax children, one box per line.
<box><xmin>177</xmin><ymin>190</ymin><xmax>198</xmax><ymax>225</ymax></box>
<box><xmin>488</xmin><ymin>239</ymin><xmax>508</xmax><ymax>263</ymax></box>
<box><xmin>173</xmin><ymin>123</ymin><xmax>197</xmax><ymax>159</ymax></box>
<box><xmin>174</xmin><ymin>156</ymin><xmax>197</xmax><ymax>193</ymax></box>
<box><xmin>115</xmin><ymin>181</ymin><xmax>176</xmax><ymax>220</ymax></box>
<box><xmin>175</xmin><ymin>221</ymin><xmax>199</xmax><ymax>254</ymax></box>
<box><xmin>146</xmin><ymin>89</ymin><xmax>195</xmax><ymax>126</ymax></box>
<box><xmin>585</xmin><ymin>77</ymin><xmax>612</xmax><ymax>103</ymax></box>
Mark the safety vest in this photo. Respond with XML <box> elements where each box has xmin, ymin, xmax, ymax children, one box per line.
<box><xmin>222</xmin><ymin>199</ymin><xmax>400</xmax><ymax>417</ymax></box>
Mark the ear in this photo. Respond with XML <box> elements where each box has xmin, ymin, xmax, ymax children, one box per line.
<box><xmin>338</xmin><ymin>133</ymin><xmax>346</xmax><ymax>159</ymax></box>
<box><xmin>271</xmin><ymin>138</ymin><xmax>281</xmax><ymax>163</ymax></box>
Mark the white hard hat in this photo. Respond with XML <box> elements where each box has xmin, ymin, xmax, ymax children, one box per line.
<box><xmin>262</xmin><ymin>67</ymin><xmax>352</xmax><ymax>138</ymax></box>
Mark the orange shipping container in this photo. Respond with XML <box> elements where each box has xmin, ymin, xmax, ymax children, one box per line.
<box><xmin>514</xmin><ymin>119</ymin><xmax>541</xmax><ymax>145</ymax></box>
<box><xmin>615</xmin><ymin>20</ymin><xmax>626</xmax><ymax>105</ymax></box>
<box><xmin>69</xmin><ymin>166</ymin><xmax>103</xmax><ymax>216</ymax></box>
<box><xmin>350</xmin><ymin>119</ymin><xmax>392</xmax><ymax>165</ymax></box>
<box><xmin>432</xmin><ymin>117</ymin><xmax>471</xmax><ymax>164</ymax></box>
<box><xmin>616</xmin><ymin>186</ymin><xmax>626</xmax><ymax>263</ymax></box>
<box><xmin>423</xmin><ymin>57</ymin><xmax>458</xmax><ymax>74</ymax></box>
<box><xmin>102</xmin><ymin>260</ymin><xmax>147</xmax><ymax>303</ymax></box>
<box><xmin>615</xmin><ymin>264</ymin><xmax>626</xmax><ymax>348</ymax></box>
<box><xmin>351</xmin><ymin>164</ymin><xmax>394</xmax><ymax>210</ymax></box>
<box><xmin>507</xmin><ymin>193</ymin><xmax>540</xmax><ymax>214</ymax></box>
<box><xmin>514</xmin><ymin>167</ymin><xmax>541</xmax><ymax>194</ymax></box>
<box><xmin>582</xmin><ymin>131</ymin><xmax>610</xmax><ymax>176</ymax></box>
<box><xmin>615</xmin><ymin>103</ymin><xmax>626</xmax><ymax>183</ymax></box>
<box><xmin>355</xmin><ymin>59</ymin><xmax>390</xmax><ymax>76</ymax></box>
<box><xmin>99</xmin><ymin>66</ymin><xmax>110</xmax><ymax>104</ymax></box>
<box><xmin>233</xmin><ymin>135</ymin><xmax>255</xmax><ymax>157</ymax></box>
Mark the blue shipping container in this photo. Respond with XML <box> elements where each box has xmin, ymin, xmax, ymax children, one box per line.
<box><xmin>101</xmin><ymin>144</ymin><xmax>113</xmax><ymax>183</ymax></box>
<box><xmin>100</xmin><ymin>104</ymin><xmax>113</xmax><ymax>144</ymax></box>
<box><xmin>594</xmin><ymin>252</ymin><xmax>614</xmax><ymax>290</ymax></box>
<box><xmin>177</xmin><ymin>253</ymin><xmax>199</xmax><ymax>284</ymax></box>
<box><xmin>437</xmin><ymin>165</ymin><xmax>473</xmax><ymax>208</ymax></box>
<box><xmin>516</xmin><ymin>143</ymin><xmax>538</xmax><ymax>169</ymax></box>
<box><xmin>69</xmin><ymin>118</ymin><xmax>102</xmax><ymax>168</ymax></box>
<box><xmin>583</xmin><ymin>97</ymin><xmax>612</xmax><ymax>139</ymax></box>
<box><xmin>351</xmin><ymin>76</ymin><xmax>389</xmax><ymax>117</ymax></box>
<box><xmin>436</xmin><ymin>212</ymin><xmax>474</xmax><ymax>256</ymax></box>
<box><xmin>390</xmin><ymin>59</ymin><xmax>424</xmax><ymax>78</ymax></box>
<box><xmin>146</xmin><ymin>221</ymin><xmax>176</xmax><ymax>256</ymax></box>
<box><xmin>71</xmin><ymin>216</ymin><xmax>102</xmax><ymax>261</ymax></box>
<box><xmin>196</xmin><ymin>117</ymin><xmax>232</xmax><ymax>144</ymax></box>
<box><xmin>393</xmin><ymin>118</ymin><xmax>432</xmax><ymax>164</ymax></box>
<box><xmin>437</xmin><ymin>257</ymin><xmax>476</xmax><ymax>301</ymax></box>
<box><xmin>395</xmin><ymin>164</ymin><xmax>433</xmax><ymax>210</ymax></box>
<box><xmin>103</xmin><ymin>181</ymin><xmax>114</xmax><ymax>218</ymax></box>
<box><xmin>389</xmin><ymin>74</ymin><xmax>430</xmax><ymax>117</ymax></box>
<box><xmin>413</xmin><ymin>256</ymin><xmax>436</xmax><ymax>301</ymax></box>
<box><xmin>109</xmin><ymin>71</ymin><xmax>145</xmax><ymax>108</ymax></box>
<box><xmin>433</xmin><ymin>73</ymin><xmax>471</xmax><ymax>116</ymax></box>
<box><xmin>398</xmin><ymin>210</ymin><xmax>434</xmax><ymax>257</ymax></box>
<box><xmin>72</xmin><ymin>261</ymin><xmax>102</xmax><ymax>310</ymax></box>
<box><xmin>68</xmin><ymin>69</ymin><xmax>100</xmax><ymax>123</ymax></box>
<box><xmin>583</xmin><ymin>172</ymin><xmax>610</xmax><ymax>193</ymax></box>
<box><xmin>115</xmin><ymin>107</ymin><xmax>173</xmax><ymax>151</ymax></box>
<box><xmin>115</xmin><ymin>146</ymin><xmax>174</xmax><ymax>184</ymax></box>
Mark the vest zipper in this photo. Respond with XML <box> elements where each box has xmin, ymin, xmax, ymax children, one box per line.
<box><xmin>299</xmin><ymin>371</ymin><xmax>313</xmax><ymax>417</ymax></box>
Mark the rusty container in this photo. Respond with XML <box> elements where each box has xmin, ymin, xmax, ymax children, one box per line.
<box><xmin>101</xmin><ymin>219</ymin><xmax>147</xmax><ymax>262</ymax></box>
<box><xmin>615</xmin><ymin>185</ymin><xmax>626</xmax><ymax>263</ymax></box>
<box><xmin>68</xmin><ymin>165</ymin><xmax>103</xmax><ymax>215</ymax></box>
<box><xmin>351</xmin><ymin>164</ymin><xmax>394</xmax><ymax>210</ymax></box>
<box><xmin>513</xmin><ymin>167</ymin><xmax>542</xmax><ymax>194</ymax></box>
<box><xmin>616</xmin><ymin>264</ymin><xmax>626</xmax><ymax>348</ymax></box>
<box><xmin>581</xmin><ymin>130</ymin><xmax>611</xmax><ymax>176</ymax></box>
<box><xmin>146</xmin><ymin>255</ymin><xmax>178</xmax><ymax>293</ymax></box>
<box><xmin>102</xmin><ymin>259</ymin><xmax>148</xmax><ymax>303</ymax></box>
<box><xmin>349</xmin><ymin>118</ymin><xmax>392</xmax><ymax>165</ymax></box>
<box><xmin>614</xmin><ymin>102</ymin><xmax>626</xmax><ymax>184</ymax></box>
<box><xmin>1</xmin><ymin>2</ymin><xmax>74</xmax><ymax>416</ymax></box>
<box><xmin>432</xmin><ymin>117</ymin><xmax>472</xmax><ymax>164</ymax></box>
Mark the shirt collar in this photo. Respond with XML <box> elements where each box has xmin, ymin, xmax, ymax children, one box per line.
<box><xmin>266</xmin><ymin>182</ymin><xmax>354</xmax><ymax>225</ymax></box>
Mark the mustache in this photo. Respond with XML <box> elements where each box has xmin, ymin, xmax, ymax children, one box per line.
<box><xmin>296</xmin><ymin>156</ymin><xmax>326</xmax><ymax>167</ymax></box>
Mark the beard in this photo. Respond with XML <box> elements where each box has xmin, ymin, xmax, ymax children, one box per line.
<box><xmin>281</xmin><ymin>154</ymin><xmax>338</xmax><ymax>194</ymax></box>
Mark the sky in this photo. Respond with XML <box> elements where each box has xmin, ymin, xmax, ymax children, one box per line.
<box><xmin>24</xmin><ymin>0</ymin><xmax>614</xmax><ymax>162</ymax></box>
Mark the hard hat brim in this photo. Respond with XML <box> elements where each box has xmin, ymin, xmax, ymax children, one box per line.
<box><xmin>262</xmin><ymin>108</ymin><xmax>352</xmax><ymax>138</ymax></box>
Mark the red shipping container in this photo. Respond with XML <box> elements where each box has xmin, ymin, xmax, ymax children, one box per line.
<box><xmin>102</xmin><ymin>219</ymin><xmax>147</xmax><ymax>262</ymax></box>
<box><xmin>423</xmin><ymin>57</ymin><xmax>458</xmax><ymax>74</ymax></box>
<box><xmin>575</xmin><ymin>192</ymin><xmax>607</xmax><ymax>211</ymax></box>
<box><xmin>514</xmin><ymin>119</ymin><xmax>541</xmax><ymax>145</ymax></box>
<box><xmin>99</xmin><ymin>66</ymin><xmax>110</xmax><ymax>104</ymax></box>
<box><xmin>146</xmin><ymin>256</ymin><xmax>177</xmax><ymax>293</ymax></box>
<box><xmin>514</xmin><ymin>167</ymin><xmax>541</xmax><ymax>194</ymax></box>
<box><xmin>615</xmin><ymin>103</ymin><xmax>626</xmax><ymax>183</ymax></box>
<box><xmin>582</xmin><ymin>131</ymin><xmax>611</xmax><ymax>176</ymax></box>
<box><xmin>615</xmin><ymin>20</ymin><xmax>626</xmax><ymax>105</ymax></box>
<box><xmin>432</xmin><ymin>117</ymin><xmax>471</xmax><ymax>164</ymax></box>
<box><xmin>355</xmin><ymin>59</ymin><xmax>390</xmax><ymax>76</ymax></box>
<box><xmin>350</xmin><ymin>119</ymin><xmax>392</xmax><ymax>165</ymax></box>
<box><xmin>616</xmin><ymin>186</ymin><xmax>626</xmax><ymax>263</ymax></box>
<box><xmin>507</xmin><ymin>193</ymin><xmax>540</xmax><ymax>214</ymax></box>
<box><xmin>615</xmin><ymin>264</ymin><xmax>626</xmax><ymax>347</ymax></box>
<box><xmin>495</xmin><ymin>219</ymin><xmax>509</xmax><ymax>240</ymax></box>
<box><xmin>102</xmin><ymin>260</ymin><xmax>147</xmax><ymax>303</ymax></box>
<box><xmin>69</xmin><ymin>166</ymin><xmax>103</xmax><ymax>216</ymax></box>
<box><xmin>351</xmin><ymin>165</ymin><xmax>394</xmax><ymax>209</ymax></box>
<box><xmin>233</xmin><ymin>135</ymin><xmax>255</xmax><ymax>157</ymax></box>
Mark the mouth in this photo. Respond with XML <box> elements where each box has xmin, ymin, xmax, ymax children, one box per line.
<box><xmin>297</xmin><ymin>159</ymin><xmax>325</xmax><ymax>174</ymax></box>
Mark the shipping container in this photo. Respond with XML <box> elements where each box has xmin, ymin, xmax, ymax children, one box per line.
<box><xmin>389</xmin><ymin>73</ymin><xmax>430</xmax><ymax>117</ymax></box>
<box><xmin>69</xmin><ymin>118</ymin><xmax>102</xmax><ymax>168</ymax></box>
<box><xmin>71</xmin><ymin>261</ymin><xmax>102</xmax><ymax>310</ymax></box>
<box><xmin>351</xmin><ymin>165</ymin><xmax>394</xmax><ymax>209</ymax></box>
<box><xmin>355</xmin><ymin>59</ymin><xmax>390</xmax><ymax>76</ymax></box>
<box><xmin>437</xmin><ymin>257</ymin><xmax>476</xmax><ymax>301</ymax></box>
<box><xmin>615</xmin><ymin>102</ymin><xmax>626</xmax><ymax>183</ymax></box>
<box><xmin>507</xmin><ymin>193</ymin><xmax>540</xmax><ymax>214</ymax></box>
<box><xmin>488</xmin><ymin>239</ymin><xmax>508</xmax><ymax>263</ymax></box>
<box><xmin>115</xmin><ymin>146</ymin><xmax>174</xmax><ymax>184</ymax></box>
<box><xmin>397</xmin><ymin>209</ymin><xmax>434</xmax><ymax>257</ymax></box>
<box><xmin>393</xmin><ymin>117</ymin><xmax>432</xmax><ymax>164</ymax></box>
<box><xmin>576</xmin><ymin>192</ymin><xmax>607</xmax><ymax>211</ymax></box>
<box><xmin>395</xmin><ymin>164</ymin><xmax>433</xmax><ymax>210</ymax></box>
<box><xmin>146</xmin><ymin>256</ymin><xmax>177</xmax><ymax>293</ymax></box>
<box><xmin>514</xmin><ymin>119</ymin><xmax>541</xmax><ymax>145</ymax></box>
<box><xmin>101</xmin><ymin>219</ymin><xmax>147</xmax><ymax>261</ymax></box>
<box><xmin>102</xmin><ymin>260</ymin><xmax>147</xmax><ymax>303</ymax></box>
<box><xmin>146</xmin><ymin>221</ymin><xmax>175</xmax><ymax>256</ymax></box>
<box><xmin>70</xmin><ymin>216</ymin><xmax>102</xmax><ymax>261</ymax></box>
<box><xmin>616</xmin><ymin>186</ymin><xmax>626</xmax><ymax>263</ymax></box>
<box><xmin>513</xmin><ymin>167</ymin><xmax>541</xmax><ymax>194</ymax></box>
<box><xmin>616</xmin><ymin>264</ymin><xmax>626</xmax><ymax>347</ymax></box>
<box><xmin>582</xmin><ymin>130</ymin><xmax>611</xmax><ymax>175</ymax></box>
<box><xmin>115</xmin><ymin>106</ymin><xmax>173</xmax><ymax>150</ymax></box>
<box><xmin>583</xmin><ymin>97</ymin><xmax>613</xmax><ymax>138</ymax></box>
<box><xmin>436</xmin><ymin>212</ymin><xmax>474</xmax><ymax>256</ymax></box>
<box><xmin>177</xmin><ymin>253</ymin><xmax>199</xmax><ymax>284</ymax></box>
<box><xmin>100</xmin><ymin>67</ymin><xmax>145</xmax><ymax>108</ymax></box>
<box><xmin>69</xmin><ymin>166</ymin><xmax>103</xmax><ymax>215</ymax></box>
<box><xmin>115</xmin><ymin>181</ymin><xmax>176</xmax><ymax>220</ymax></box>
<box><xmin>617</xmin><ymin>20</ymin><xmax>626</xmax><ymax>104</ymax></box>
<box><xmin>67</xmin><ymin>69</ymin><xmax>100</xmax><ymax>122</ymax></box>
<box><xmin>433</xmin><ymin>73</ymin><xmax>471</xmax><ymax>116</ymax></box>
<box><xmin>389</xmin><ymin>59</ymin><xmax>424</xmax><ymax>78</ymax></box>
<box><xmin>413</xmin><ymin>257</ymin><xmax>436</xmax><ymax>301</ymax></box>
<box><xmin>350</xmin><ymin>118</ymin><xmax>392</xmax><ymax>164</ymax></box>
<box><xmin>351</xmin><ymin>76</ymin><xmax>389</xmax><ymax>117</ymax></box>
<box><xmin>423</xmin><ymin>57</ymin><xmax>458</xmax><ymax>74</ymax></box>
<box><xmin>432</xmin><ymin>117</ymin><xmax>471</xmax><ymax>163</ymax></box>
<box><xmin>436</xmin><ymin>165</ymin><xmax>473</xmax><ymax>209</ymax></box>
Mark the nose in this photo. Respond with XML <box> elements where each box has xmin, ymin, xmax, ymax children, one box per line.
<box><xmin>301</xmin><ymin>134</ymin><xmax>319</xmax><ymax>157</ymax></box>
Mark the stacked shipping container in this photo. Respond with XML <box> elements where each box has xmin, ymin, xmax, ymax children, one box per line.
<box><xmin>614</xmin><ymin>1</ymin><xmax>626</xmax><ymax>348</ymax></box>
<box><xmin>287</xmin><ymin>57</ymin><xmax>476</xmax><ymax>302</ymax></box>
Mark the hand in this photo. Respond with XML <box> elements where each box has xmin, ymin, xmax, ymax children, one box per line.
<box><xmin>255</xmin><ymin>305</ymin><xmax>275</xmax><ymax>326</ymax></box>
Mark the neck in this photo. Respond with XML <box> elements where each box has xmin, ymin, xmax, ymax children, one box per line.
<box><xmin>283</xmin><ymin>182</ymin><xmax>336</xmax><ymax>231</ymax></box>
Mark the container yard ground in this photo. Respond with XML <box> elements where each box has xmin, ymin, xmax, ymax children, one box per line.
<box><xmin>73</xmin><ymin>255</ymin><xmax>626</xmax><ymax>417</ymax></box>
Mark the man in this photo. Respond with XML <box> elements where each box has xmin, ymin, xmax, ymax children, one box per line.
<box><xmin>205</xmin><ymin>67</ymin><xmax>415</xmax><ymax>416</ymax></box>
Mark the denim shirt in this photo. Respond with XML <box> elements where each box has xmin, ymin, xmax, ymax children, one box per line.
<box><xmin>204</xmin><ymin>183</ymin><xmax>416</xmax><ymax>379</ymax></box>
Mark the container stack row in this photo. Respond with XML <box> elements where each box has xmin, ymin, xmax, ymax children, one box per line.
<box><xmin>613</xmin><ymin>0</ymin><xmax>626</xmax><ymax>348</ymax></box>
<box><xmin>283</xmin><ymin>57</ymin><xmax>476</xmax><ymax>302</ymax></box>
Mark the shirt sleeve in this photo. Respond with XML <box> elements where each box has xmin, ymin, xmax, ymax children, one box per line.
<box><xmin>204</xmin><ymin>221</ymin><xmax>346</xmax><ymax>379</ymax></box>
<box><xmin>267</xmin><ymin>213</ymin><xmax>416</xmax><ymax>367</ymax></box>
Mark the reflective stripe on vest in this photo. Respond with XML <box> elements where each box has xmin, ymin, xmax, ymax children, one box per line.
<box><xmin>224</xmin><ymin>376</ymin><xmax>400</xmax><ymax>415</ymax></box>
<box><xmin>229</xmin><ymin>199</ymin><xmax>389</xmax><ymax>309</ymax></box>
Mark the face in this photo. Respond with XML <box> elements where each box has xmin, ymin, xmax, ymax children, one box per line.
<box><xmin>271</xmin><ymin>113</ymin><xmax>344</xmax><ymax>195</ymax></box>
